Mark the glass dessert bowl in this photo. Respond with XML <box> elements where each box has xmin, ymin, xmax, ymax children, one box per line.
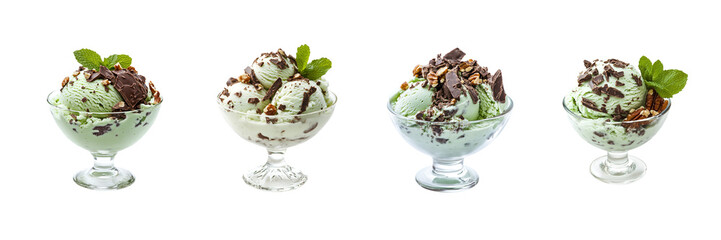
<box><xmin>563</xmin><ymin>97</ymin><xmax>670</xmax><ymax>184</ymax></box>
<box><xmin>388</xmin><ymin>97</ymin><xmax>513</xmax><ymax>192</ymax></box>
<box><xmin>218</xmin><ymin>92</ymin><xmax>336</xmax><ymax>192</ymax></box>
<box><xmin>47</xmin><ymin>91</ymin><xmax>162</xmax><ymax>190</ymax></box>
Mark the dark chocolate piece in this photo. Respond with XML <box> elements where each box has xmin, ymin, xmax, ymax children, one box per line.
<box><xmin>226</xmin><ymin>77</ymin><xmax>239</xmax><ymax>86</ymax></box>
<box><xmin>605</xmin><ymin>87</ymin><xmax>625</xmax><ymax>98</ymax></box>
<box><xmin>632</xmin><ymin>74</ymin><xmax>642</xmax><ymax>86</ymax></box>
<box><xmin>298</xmin><ymin>87</ymin><xmax>318</xmax><ymax>114</ymax></box>
<box><xmin>490</xmin><ymin>69</ymin><xmax>506</xmax><ymax>103</ymax></box>
<box><xmin>248</xmin><ymin>98</ymin><xmax>260</xmax><ymax>104</ymax></box>
<box><xmin>113</xmin><ymin>70</ymin><xmax>148</xmax><ymax>107</ymax></box>
<box><xmin>303</xmin><ymin>122</ymin><xmax>319</xmax><ymax>134</ymax></box>
<box><xmin>443</xmin><ymin>48</ymin><xmax>465</xmax><ymax>61</ymax></box>
<box><xmin>584</xmin><ymin>60</ymin><xmax>593</xmax><ymax>68</ymax></box>
<box><xmin>262</xmin><ymin>78</ymin><xmax>283</xmax><ymax>101</ymax></box>
<box><xmin>442</xmin><ymin>70</ymin><xmax>463</xmax><ymax>99</ymax></box>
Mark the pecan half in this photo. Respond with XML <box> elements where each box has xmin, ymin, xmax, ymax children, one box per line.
<box><xmin>400</xmin><ymin>82</ymin><xmax>409</xmax><ymax>90</ymax></box>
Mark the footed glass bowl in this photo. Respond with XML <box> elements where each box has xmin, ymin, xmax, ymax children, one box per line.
<box><xmin>563</xmin><ymin>97</ymin><xmax>670</xmax><ymax>184</ymax></box>
<box><xmin>388</xmin><ymin>97</ymin><xmax>513</xmax><ymax>192</ymax></box>
<box><xmin>47</xmin><ymin>91</ymin><xmax>162</xmax><ymax>190</ymax></box>
<box><xmin>218</xmin><ymin>92</ymin><xmax>336</xmax><ymax>192</ymax></box>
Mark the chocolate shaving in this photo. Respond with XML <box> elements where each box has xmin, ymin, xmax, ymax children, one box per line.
<box><xmin>615</xmin><ymin>81</ymin><xmax>625</xmax><ymax>87</ymax></box>
<box><xmin>490</xmin><ymin>69</ymin><xmax>506</xmax><ymax>103</ymax></box>
<box><xmin>262</xmin><ymin>78</ymin><xmax>283</xmax><ymax>101</ymax></box>
<box><xmin>298</xmin><ymin>87</ymin><xmax>318</xmax><ymax>114</ymax></box>
<box><xmin>605</xmin><ymin>87</ymin><xmax>625</xmax><ymax>98</ymax></box>
<box><xmin>584</xmin><ymin>60</ymin><xmax>593</xmax><ymax>68</ymax></box>
<box><xmin>226</xmin><ymin>77</ymin><xmax>239</xmax><ymax>86</ymax></box>
<box><xmin>248</xmin><ymin>98</ymin><xmax>260</xmax><ymax>104</ymax></box>
<box><xmin>257</xmin><ymin>133</ymin><xmax>270</xmax><ymax>140</ymax></box>
<box><xmin>581</xmin><ymin>97</ymin><xmax>603</xmax><ymax>113</ymax></box>
<box><xmin>303</xmin><ymin>122</ymin><xmax>319</xmax><ymax>134</ymax></box>
<box><xmin>632</xmin><ymin>74</ymin><xmax>642</xmax><ymax>86</ymax></box>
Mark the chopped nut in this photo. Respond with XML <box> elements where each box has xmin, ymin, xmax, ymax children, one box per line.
<box><xmin>255</xmin><ymin>84</ymin><xmax>263</xmax><ymax>91</ymax></box>
<box><xmin>436</xmin><ymin>66</ymin><xmax>449</xmax><ymax>77</ymax></box>
<box><xmin>149</xmin><ymin>81</ymin><xmax>161</xmax><ymax>104</ymax></box>
<box><xmin>114</xmin><ymin>63</ymin><xmax>122</xmax><ymax>70</ymax></box>
<box><xmin>400</xmin><ymin>82</ymin><xmax>409</xmax><ymax>90</ymax></box>
<box><xmin>464</xmin><ymin>66</ymin><xmax>473</xmax><ymax>72</ymax></box>
<box><xmin>459</xmin><ymin>62</ymin><xmax>470</xmax><ymax>71</ymax></box>
<box><xmin>277</xmin><ymin>49</ymin><xmax>286</xmax><ymax>57</ymax></box>
<box><xmin>264</xmin><ymin>104</ymin><xmax>278</xmax><ymax>115</ymax></box>
<box><xmin>127</xmin><ymin>66</ymin><xmax>137</xmax><ymax>73</ymax></box>
<box><xmin>427</xmin><ymin>72</ymin><xmax>438</xmax><ymax>81</ymax></box>
<box><xmin>61</xmin><ymin>76</ymin><xmax>69</xmax><ymax>87</ymax></box>
<box><xmin>468</xmin><ymin>73</ymin><xmax>481</xmax><ymax>85</ymax></box>
<box><xmin>72</xmin><ymin>71</ymin><xmax>80</xmax><ymax>77</ymax></box>
<box><xmin>450</xmin><ymin>99</ymin><xmax>457</xmax><ymax>105</ymax></box>
<box><xmin>238</xmin><ymin>74</ymin><xmax>251</xmax><ymax>84</ymax></box>
<box><xmin>102</xmin><ymin>79</ymin><xmax>111</xmax><ymax>86</ymax></box>
<box><xmin>84</xmin><ymin>72</ymin><xmax>91</xmax><ymax>79</ymax></box>
<box><xmin>429</xmin><ymin>79</ymin><xmax>439</xmax><ymax>88</ymax></box>
<box><xmin>412</xmin><ymin>65</ymin><xmax>423</xmax><ymax>77</ymax></box>
<box><xmin>650</xmin><ymin>110</ymin><xmax>659</xmax><ymax>116</ymax></box>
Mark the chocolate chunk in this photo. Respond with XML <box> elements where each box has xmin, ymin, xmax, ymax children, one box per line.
<box><xmin>269</xmin><ymin>58</ymin><xmax>289</xmax><ymax>69</ymax></box>
<box><xmin>92</xmin><ymin>124</ymin><xmax>112</xmax><ymax>136</ymax></box>
<box><xmin>95</xmin><ymin>66</ymin><xmax>115</xmax><ymax>81</ymax></box>
<box><xmin>490</xmin><ymin>69</ymin><xmax>506</xmax><ymax>103</ymax></box>
<box><xmin>248</xmin><ymin>98</ymin><xmax>260</xmax><ymax>104</ymax></box>
<box><xmin>415</xmin><ymin>112</ymin><xmax>424</xmax><ymax>120</ymax></box>
<box><xmin>278</xmin><ymin>104</ymin><xmax>286</xmax><ymax>111</ymax></box>
<box><xmin>584</xmin><ymin>60</ymin><xmax>593</xmax><ymax>68</ymax></box>
<box><xmin>303</xmin><ymin>122</ymin><xmax>319</xmax><ymax>134</ymax></box>
<box><xmin>608</xmin><ymin>141</ymin><xmax>615</xmax><ymax>145</ymax></box>
<box><xmin>262</xmin><ymin>78</ymin><xmax>283</xmax><ymax>101</ymax></box>
<box><xmin>226</xmin><ymin>77</ymin><xmax>239</xmax><ymax>86</ymax></box>
<box><xmin>581</xmin><ymin>97</ymin><xmax>602</xmax><ymax>112</ymax></box>
<box><xmin>257</xmin><ymin>133</ymin><xmax>270</xmax><ymax>140</ymax></box>
<box><xmin>442</xmin><ymin>48</ymin><xmax>465</xmax><ymax>61</ymax></box>
<box><xmin>632</xmin><ymin>74</ymin><xmax>642</xmax><ymax>86</ymax></box>
<box><xmin>234</xmin><ymin>92</ymin><xmax>241</xmax><ymax>97</ymax></box>
<box><xmin>114</xmin><ymin>70</ymin><xmax>148</xmax><ymax>107</ymax></box>
<box><xmin>88</xmin><ymin>72</ymin><xmax>102</xmax><ymax>82</ymax></box>
<box><xmin>431</xmin><ymin>125</ymin><xmax>442</xmax><ymax>136</ymax></box>
<box><xmin>436</xmin><ymin>138</ymin><xmax>449</xmax><ymax>144</ymax></box>
<box><xmin>578</xmin><ymin>73</ymin><xmax>592</xmax><ymax>83</ymax></box>
<box><xmin>442</xmin><ymin>70</ymin><xmax>463</xmax><ymax>99</ymax></box>
<box><xmin>609</xmin><ymin>59</ymin><xmax>629</xmax><ymax>68</ymax></box>
<box><xmin>81</xmin><ymin>97</ymin><xmax>87</xmax><ymax>103</ymax></box>
<box><xmin>298</xmin><ymin>87</ymin><xmax>318</xmax><ymax>114</ymax></box>
<box><xmin>221</xmin><ymin>88</ymin><xmax>230</xmax><ymax>97</ymax></box>
<box><xmin>605</xmin><ymin>87</ymin><xmax>625</xmax><ymax>98</ymax></box>
<box><xmin>594</xmin><ymin>132</ymin><xmax>606</xmax><ymax>137</ymax></box>
<box><xmin>244</xmin><ymin>66</ymin><xmax>259</xmax><ymax>85</ymax></box>
<box><xmin>592</xmin><ymin>68</ymin><xmax>599</xmax><ymax>76</ymax></box>
<box><xmin>591</xmin><ymin>74</ymin><xmax>605</xmax><ymax>88</ymax></box>
<box><xmin>615</xmin><ymin>81</ymin><xmax>625</xmax><ymax>87</ymax></box>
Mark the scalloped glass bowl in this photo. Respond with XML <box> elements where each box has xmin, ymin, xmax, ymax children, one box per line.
<box><xmin>218</xmin><ymin>92</ymin><xmax>336</xmax><ymax>192</ymax></box>
<box><xmin>563</xmin><ymin>97</ymin><xmax>671</xmax><ymax>184</ymax></box>
<box><xmin>388</xmin><ymin>97</ymin><xmax>513</xmax><ymax>192</ymax></box>
<box><xmin>47</xmin><ymin>91</ymin><xmax>162</xmax><ymax>190</ymax></box>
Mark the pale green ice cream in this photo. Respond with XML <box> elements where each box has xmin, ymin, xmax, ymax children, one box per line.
<box><xmin>477</xmin><ymin>83</ymin><xmax>505</xmax><ymax>119</ymax></box>
<box><xmin>272</xmin><ymin>79</ymin><xmax>327</xmax><ymax>115</ymax></box>
<box><xmin>392</xmin><ymin>78</ymin><xmax>434</xmax><ymax>117</ymax></box>
<box><xmin>565</xmin><ymin>59</ymin><xmax>646</xmax><ymax>119</ymax></box>
<box><xmin>251</xmin><ymin>49</ymin><xmax>297</xmax><ymax>89</ymax></box>
<box><xmin>60</xmin><ymin>73</ymin><xmax>123</xmax><ymax>112</ymax></box>
<box><xmin>219</xmin><ymin>82</ymin><xmax>269</xmax><ymax>114</ymax></box>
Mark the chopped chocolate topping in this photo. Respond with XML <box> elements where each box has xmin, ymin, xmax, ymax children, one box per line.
<box><xmin>581</xmin><ymin>97</ymin><xmax>603</xmax><ymax>112</ymax></box>
<box><xmin>248</xmin><ymin>98</ymin><xmax>260</xmax><ymax>104</ymax></box>
<box><xmin>278</xmin><ymin>104</ymin><xmax>286</xmax><ymax>111</ymax></box>
<box><xmin>221</xmin><ymin>88</ymin><xmax>230</xmax><ymax>97</ymax></box>
<box><xmin>584</xmin><ymin>60</ymin><xmax>593</xmax><ymax>68</ymax></box>
<box><xmin>436</xmin><ymin>138</ymin><xmax>449</xmax><ymax>144</ymax></box>
<box><xmin>298</xmin><ymin>86</ymin><xmax>318</xmax><ymax>114</ymax></box>
<box><xmin>615</xmin><ymin>81</ymin><xmax>625</xmax><ymax>87</ymax></box>
<box><xmin>490</xmin><ymin>69</ymin><xmax>506</xmax><ymax>103</ymax></box>
<box><xmin>113</xmin><ymin>70</ymin><xmax>148</xmax><ymax>108</ymax></box>
<box><xmin>608</xmin><ymin>59</ymin><xmax>629</xmax><ymax>68</ymax></box>
<box><xmin>464</xmin><ymin>85</ymin><xmax>479</xmax><ymax>104</ymax></box>
<box><xmin>632</xmin><ymin>74</ymin><xmax>642</xmax><ymax>86</ymax></box>
<box><xmin>442</xmin><ymin>70</ymin><xmax>463</xmax><ymax>99</ymax></box>
<box><xmin>303</xmin><ymin>122</ymin><xmax>319</xmax><ymax>134</ymax></box>
<box><xmin>442</xmin><ymin>48</ymin><xmax>465</xmax><ymax>62</ymax></box>
<box><xmin>262</xmin><ymin>78</ymin><xmax>283</xmax><ymax>101</ymax></box>
<box><xmin>578</xmin><ymin>73</ymin><xmax>592</xmax><ymax>85</ymax></box>
<box><xmin>590</xmin><ymin>74</ymin><xmax>604</xmax><ymax>89</ymax></box>
<box><xmin>88</xmin><ymin>72</ymin><xmax>102</xmax><ymax>82</ymax></box>
<box><xmin>226</xmin><ymin>77</ymin><xmax>239</xmax><ymax>86</ymax></box>
<box><xmin>605</xmin><ymin>87</ymin><xmax>625</xmax><ymax>98</ymax></box>
<box><xmin>611</xmin><ymin>104</ymin><xmax>626</xmax><ymax>121</ymax></box>
<box><xmin>81</xmin><ymin>97</ymin><xmax>87</xmax><ymax>103</ymax></box>
<box><xmin>244</xmin><ymin>66</ymin><xmax>260</xmax><ymax>86</ymax></box>
<box><xmin>593</xmin><ymin>131</ymin><xmax>606</xmax><ymax>137</ymax></box>
<box><xmin>258</xmin><ymin>62</ymin><xmax>264</xmax><ymax>67</ymax></box>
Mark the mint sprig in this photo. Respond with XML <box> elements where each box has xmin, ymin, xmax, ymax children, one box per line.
<box><xmin>638</xmin><ymin>56</ymin><xmax>687</xmax><ymax>98</ymax></box>
<box><xmin>73</xmin><ymin>49</ymin><xmax>133</xmax><ymax>70</ymax></box>
<box><xmin>295</xmin><ymin>44</ymin><xmax>331</xmax><ymax>80</ymax></box>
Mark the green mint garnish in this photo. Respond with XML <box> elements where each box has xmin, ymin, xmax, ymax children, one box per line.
<box><xmin>295</xmin><ymin>44</ymin><xmax>331</xmax><ymax>80</ymax></box>
<box><xmin>638</xmin><ymin>56</ymin><xmax>687</xmax><ymax>98</ymax></box>
<box><xmin>296</xmin><ymin>44</ymin><xmax>310</xmax><ymax>72</ymax></box>
<box><xmin>73</xmin><ymin>49</ymin><xmax>132</xmax><ymax>70</ymax></box>
<box><xmin>74</xmin><ymin>49</ymin><xmax>102</xmax><ymax>70</ymax></box>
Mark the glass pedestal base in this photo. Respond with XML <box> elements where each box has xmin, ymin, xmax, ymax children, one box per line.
<box><xmin>74</xmin><ymin>167</ymin><xmax>135</xmax><ymax>190</ymax></box>
<box><xmin>590</xmin><ymin>154</ymin><xmax>647</xmax><ymax>184</ymax></box>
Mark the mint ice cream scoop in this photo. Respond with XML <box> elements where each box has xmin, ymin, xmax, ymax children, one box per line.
<box><xmin>60</xmin><ymin>71</ymin><xmax>123</xmax><ymax>112</ymax></box>
<box><xmin>271</xmin><ymin>79</ymin><xmax>327</xmax><ymax>115</ymax></box>
<box><xmin>219</xmin><ymin>80</ymin><xmax>269</xmax><ymax>114</ymax></box>
<box><xmin>251</xmin><ymin>49</ymin><xmax>297</xmax><ymax>89</ymax></box>
<box><xmin>565</xmin><ymin>59</ymin><xmax>646</xmax><ymax>120</ymax></box>
<box><xmin>392</xmin><ymin>78</ymin><xmax>434</xmax><ymax>117</ymax></box>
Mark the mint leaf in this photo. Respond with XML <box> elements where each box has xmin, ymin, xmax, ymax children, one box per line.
<box><xmin>650</xmin><ymin>69</ymin><xmax>687</xmax><ymax>98</ymax></box>
<box><xmin>103</xmin><ymin>55</ymin><xmax>118</xmax><ymax>68</ymax></box>
<box><xmin>652</xmin><ymin>60</ymin><xmax>664</xmax><ymax>81</ymax></box>
<box><xmin>639</xmin><ymin>56</ymin><xmax>652</xmax><ymax>81</ymax></box>
<box><xmin>296</xmin><ymin>44</ymin><xmax>310</xmax><ymax>72</ymax></box>
<box><xmin>74</xmin><ymin>49</ymin><xmax>102</xmax><ymax>70</ymax></box>
<box><xmin>102</xmin><ymin>54</ymin><xmax>132</xmax><ymax>69</ymax></box>
<box><xmin>301</xmin><ymin>58</ymin><xmax>332</xmax><ymax>80</ymax></box>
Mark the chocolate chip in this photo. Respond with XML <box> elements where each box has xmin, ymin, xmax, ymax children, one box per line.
<box><xmin>435</xmin><ymin>138</ymin><xmax>449</xmax><ymax>144</ymax></box>
<box><xmin>226</xmin><ymin>77</ymin><xmax>239</xmax><ymax>86</ymax></box>
<box><xmin>578</xmin><ymin>73</ymin><xmax>592</xmax><ymax>83</ymax></box>
<box><xmin>248</xmin><ymin>98</ymin><xmax>260</xmax><ymax>104</ymax></box>
<box><xmin>262</xmin><ymin>78</ymin><xmax>283</xmax><ymax>101</ymax></box>
<box><xmin>278</xmin><ymin>104</ymin><xmax>286</xmax><ymax>111</ymax></box>
<box><xmin>81</xmin><ymin>97</ymin><xmax>87</xmax><ymax>103</ymax></box>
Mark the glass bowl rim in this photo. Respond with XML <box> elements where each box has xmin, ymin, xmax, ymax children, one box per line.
<box><xmin>217</xmin><ymin>90</ymin><xmax>337</xmax><ymax>117</ymax></box>
<box><xmin>47</xmin><ymin>90</ymin><xmax>162</xmax><ymax>114</ymax></box>
<box><xmin>562</xmin><ymin>95</ymin><xmax>671</xmax><ymax>124</ymax></box>
<box><xmin>387</xmin><ymin>94</ymin><xmax>514</xmax><ymax>125</ymax></box>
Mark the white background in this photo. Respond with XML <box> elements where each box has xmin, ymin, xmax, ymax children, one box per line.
<box><xmin>1</xmin><ymin>0</ymin><xmax>719</xmax><ymax>239</ymax></box>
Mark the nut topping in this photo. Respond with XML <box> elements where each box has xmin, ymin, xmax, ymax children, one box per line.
<box><xmin>436</xmin><ymin>66</ymin><xmax>449</xmax><ymax>77</ymax></box>
<box><xmin>400</xmin><ymin>81</ymin><xmax>409</xmax><ymax>90</ymax></box>
<box><xmin>114</xmin><ymin>63</ymin><xmax>122</xmax><ymax>70</ymax></box>
<box><xmin>264</xmin><ymin>103</ymin><xmax>278</xmax><ymax>115</ymax></box>
<box><xmin>412</xmin><ymin>65</ymin><xmax>423</xmax><ymax>77</ymax></box>
<box><xmin>238</xmin><ymin>74</ymin><xmax>251</xmax><ymax>84</ymax></box>
<box><xmin>61</xmin><ymin>76</ymin><xmax>69</xmax><ymax>88</ymax></box>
